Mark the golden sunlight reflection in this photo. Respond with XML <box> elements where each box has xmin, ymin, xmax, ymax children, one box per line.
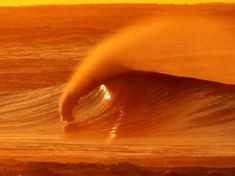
<box><xmin>106</xmin><ymin>121</ymin><xmax>120</xmax><ymax>144</ymax></box>
<box><xmin>106</xmin><ymin>111</ymin><xmax>124</xmax><ymax>144</ymax></box>
<box><xmin>100</xmin><ymin>84</ymin><xmax>112</xmax><ymax>100</ymax></box>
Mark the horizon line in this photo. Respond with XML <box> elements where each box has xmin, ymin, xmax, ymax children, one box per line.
<box><xmin>0</xmin><ymin>2</ymin><xmax>234</xmax><ymax>8</ymax></box>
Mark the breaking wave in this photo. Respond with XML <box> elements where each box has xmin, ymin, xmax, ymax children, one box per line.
<box><xmin>59</xmin><ymin>15</ymin><xmax>235</xmax><ymax>141</ymax></box>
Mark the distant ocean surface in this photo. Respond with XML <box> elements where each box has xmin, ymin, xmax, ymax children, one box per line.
<box><xmin>0</xmin><ymin>5</ymin><xmax>235</xmax><ymax>166</ymax></box>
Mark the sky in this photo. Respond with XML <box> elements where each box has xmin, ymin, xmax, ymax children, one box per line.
<box><xmin>0</xmin><ymin>0</ymin><xmax>235</xmax><ymax>7</ymax></box>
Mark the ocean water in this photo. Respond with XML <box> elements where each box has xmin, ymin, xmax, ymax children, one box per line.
<box><xmin>1</xmin><ymin>5</ymin><xmax>235</xmax><ymax>166</ymax></box>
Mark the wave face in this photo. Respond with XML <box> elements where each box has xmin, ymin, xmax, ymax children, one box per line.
<box><xmin>0</xmin><ymin>85</ymin><xmax>62</xmax><ymax>132</ymax></box>
<box><xmin>64</xmin><ymin>72</ymin><xmax>235</xmax><ymax>143</ymax></box>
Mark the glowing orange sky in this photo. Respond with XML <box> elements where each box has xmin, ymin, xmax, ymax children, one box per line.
<box><xmin>0</xmin><ymin>0</ymin><xmax>235</xmax><ymax>7</ymax></box>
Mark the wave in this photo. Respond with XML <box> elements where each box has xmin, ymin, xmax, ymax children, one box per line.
<box><xmin>0</xmin><ymin>85</ymin><xmax>63</xmax><ymax>132</ymax></box>
<box><xmin>63</xmin><ymin>72</ymin><xmax>235</xmax><ymax>141</ymax></box>
<box><xmin>59</xmin><ymin>15</ymin><xmax>235</xmax><ymax>141</ymax></box>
